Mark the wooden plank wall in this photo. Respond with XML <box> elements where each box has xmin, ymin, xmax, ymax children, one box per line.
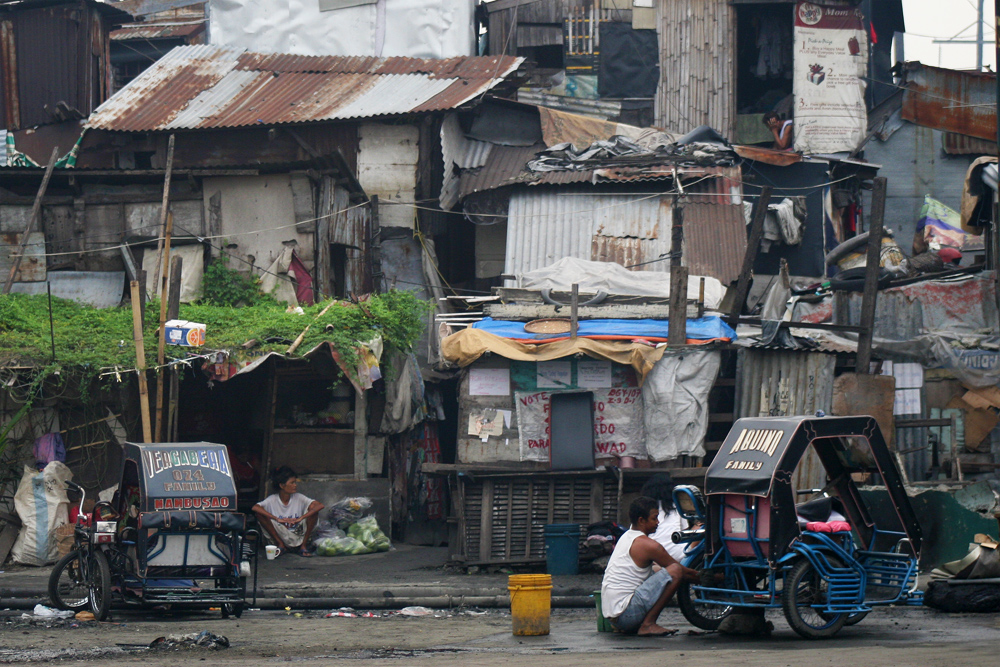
<box><xmin>655</xmin><ymin>0</ymin><xmax>736</xmax><ymax>137</ymax></box>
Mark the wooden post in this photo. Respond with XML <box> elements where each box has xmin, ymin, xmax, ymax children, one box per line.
<box><xmin>570</xmin><ymin>283</ymin><xmax>579</xmax><ymax>340</ymax></box>
<box><xmin>2</xmin><ymin>147</ymin><xmax>59</xmax><ymax>294</ymax></box>
<box><xmin>856</xmin><ymin>177</ymin><xmax>887</xmax><ymax>374</ymax></box>
<box><xmin>698</xmin><ymin>277</ymin><xmax>705</xmax><ymax>318</ymax></box>
<box><xmin>167</xmin><ymin>255</ymin><xmax>183</xmax><ymax>321</ymax></box>
<box><xmin>136</xmin><ymin>269</ymin><xmax>147</xmax><ymax>324</ymax></box>
<box><xmin>668</xmin><ymin>207</ymin><xmax>687</xmax><ymax>346</ymax></box>
<box><xmin>726</xmin><ymin>186</ymin><xmax>773</xmax><ymax>327</ymax></box>
<box><xmin>130</xmin><ymin>280</ymin><xmax>152</xmax><ymax>443</ymax></box>
<box><xmin>370</xmin><ymin>195</ymin><xmax>383</xmax><ymax>294</ymax></box>
<box><xmin>154</xmin><ymin>212</ymin><xmax>175</xmax><ymax>441</ymax></box>
<box><xmin>167</xmin><ymin>366</ymin><xmax>180</xmax><ymax>441</ymax></box>
<box><xmin>150</xmin><ymin>134</ymin><xmax>175</xmax><ymax>292</ymax></box>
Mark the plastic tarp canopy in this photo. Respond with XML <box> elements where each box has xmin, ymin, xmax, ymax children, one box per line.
<box><xmin>471</xmin><ymin>316</ymin><xmax>736</xmax><ymax>342</ymax></box>
<box><xmin>209</xmin><ymin>0</ymin><xmax>474</xmax><ymax>58</ymax></box>
<box><xmin>518</xmin><ymin>257</ymin><xmax>726</xmax><ymax>309</ymax></box>
<box><xmin>440</xmin><ymin>328</ymin><xmax>668</xmax><ymax>384</ymax></box>
<box><xmin>643</xmin><ymin>349</ymin><xmax>721</xmax><ymax>461</ymax></box>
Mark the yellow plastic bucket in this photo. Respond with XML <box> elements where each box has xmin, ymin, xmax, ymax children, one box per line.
<box><xmin>508</xmin><ymin>574</ymin><xmax>552</xmax><ymax>636</ymax></box>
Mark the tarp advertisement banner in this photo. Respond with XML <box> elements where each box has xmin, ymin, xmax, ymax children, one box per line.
<box><xmin>793</xmin><ymin>2</ymin><xmax>868</xmax><ymax>153</ymax></box>
<box><xmin>514</xmin><ymin>389</ymin><xmax>646</xmax><ymax>462</ymax></box>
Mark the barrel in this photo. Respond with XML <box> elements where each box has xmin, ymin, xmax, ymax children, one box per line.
<box><xmin>544</xmin><ymin>523</ymin><xmax>581</xmax><ymax>576</ymax></box>
<box><xmin>508</xmin><ymin>574</ymin><xmax>552</xmax><ymax>636</ymax></box>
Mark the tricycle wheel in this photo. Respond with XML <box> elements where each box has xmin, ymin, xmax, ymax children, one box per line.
<box><xmin>782</xmin><ymin>558</ymin><xmax>847</xmax><ymax>639</ymax></box>
<box><xmin>87</xmin><ymin>551</ymin><xmax>112</xmax><ymax>621</ymax></box>
<box><xmin>222</xmin><ymin>602</ymin><xmax>244</xmax><ymax>618</ymax></box>
<box><xmin>843</xmin><ymin>610</ymin><xmax>869</xmax><ymax>626</ymax></box>
<box><xmin>677</xmin><ymin>555</ymin><xmax>733</xmax><ymax>631</ymax></box>
<box><xmin>48</xmin><ymin>550</ymin><xmax>90</xmax><ymax>611</ymax></box>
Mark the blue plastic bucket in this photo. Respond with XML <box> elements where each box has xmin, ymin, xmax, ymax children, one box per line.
<box><xmin>544</xmin><ymin>523</ymin><xmax>581</xmax><ymax>575</ymax></box>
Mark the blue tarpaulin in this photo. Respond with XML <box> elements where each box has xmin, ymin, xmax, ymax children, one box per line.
<box><xmin>471</xmin><ymin>317</ymin><xmax>736</xmax><ymax>341</ymax></box>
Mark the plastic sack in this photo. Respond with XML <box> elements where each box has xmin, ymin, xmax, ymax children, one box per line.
<box><xmin>348</xmin><ymin>515</ymin><xmax>391</xmax><ymax>552</ymax></box>
<box><xmin>11</xmin><ymin>462</ymin><xmax>72</xmax><ymax>566</ymax></box>
<box><xmin>310</xmin><ymin>520</ymin><xmax>345</xmax><ymax>547</ymax></box>
<box><xmin>328</xmin><ymin>497</ymin><xmax>373</xmax><ymax>530</ymax></box>
<box><xmin>315</xmin><ymin>535</ymin><xmax>372</xmax><ymax>557</ymax></box>
<box><xmin>33</xmin><ymin>433</ymin><xmax>65</xmax><ymax>467</ymax></box>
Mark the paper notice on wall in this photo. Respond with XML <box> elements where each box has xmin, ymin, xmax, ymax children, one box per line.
<box><xmin>537</xmin><ymin>361</ymin><xmax>572</xmax><ymax>389</ymax></box>
<box><xmin>893</xmin><ymin>388</ymin><xmax>921</xmax><ymax>416</ymax></box>
<box><xmin>515</xmin><ymin>389</ymin><xmax>646</xmax><ymax>462</ymax></box>
<box><xmin>793</xmin><ymin>2</ymin><xmax>868</xmax><ymax>153</ymax></box>
<box><xmin>577</xmin><ymin>360</ymin><xmax>613</xmax><ymax>388</ymax></box>
<box><xmin>892</xmin><ymin>362</ymin><xmax>924</xmax><ymax>389</ymax></box>
<box><xmin>469</xmin><ymin>368</ymin><xmax>510</xmax><ymax>396</ymax></box>
<box><xmin>468</xmin><ymin>411</ymin><xmax>505</xmax><ymax>441</ymax></box>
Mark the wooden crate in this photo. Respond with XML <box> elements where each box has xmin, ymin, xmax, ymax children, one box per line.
<box><xmin>457</xmin><ymin>472</ymin><xmax>618</xmax><ymax>565</ymax></box>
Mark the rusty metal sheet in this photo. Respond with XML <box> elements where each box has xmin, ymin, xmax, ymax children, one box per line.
<box><xmin>86</xmin><ymin>45</ymin><xmax>523</xmax><ymax>132</ymax></box>
<box><xmin>901</xmin><ymin>62</ymin><xmax>996</xmax><ymax>142</ymax></box>
<box><xmin>733</xmin><ymin>144</ymin><xmax>803</xmax><ymax>166</ymax></box>
<box><xmin>0</xmin><ymin>231</ymin><xmax>45</xmax><ymax>281</ymax></box>
<box><xmin>943</xmin><ymin>132</ymin><xmax>997</xmax><ymax>155</ymax></box>
<box><xmin>111</xmin><ymin>22</ymin><xmax>204</xmax><ymax>41</ymax></box>
<box><xmin>832</xmin><ymin>373</ymin><xmax>896</xmax><ymax>450</ymax></box>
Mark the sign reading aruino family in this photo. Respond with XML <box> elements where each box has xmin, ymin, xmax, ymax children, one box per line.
<box><xmin>793</xmin><ymin>2</ymin><xmax>868</xmax><ymax>153</ymax></box>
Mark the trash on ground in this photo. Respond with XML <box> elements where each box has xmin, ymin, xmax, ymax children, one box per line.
<box><xmin>399</xmin><ymin>606</ymin><xmax>434</xmax><ymax>616</ymax></box>
<box><xmin>74</xmin><ymin>611</ymin><xmax>95</xmax><ymax>621</ymax></box>
<box><xmin>149</xmin><ymin>631</ymin><xmax>230</xmax><ymax>650</ymax></box>
<box><xmin>26</xmin><ymin>604</ymin><xmax>74</xmax><ymax>619</ymax></box>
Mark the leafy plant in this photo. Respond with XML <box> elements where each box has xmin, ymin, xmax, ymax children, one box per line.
<box><xmin>200</xmin><ymin>260</ymin><xmax>273</xmax><ymax>307</ymax></box>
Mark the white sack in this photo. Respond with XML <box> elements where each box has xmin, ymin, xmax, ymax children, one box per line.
<box><xmin>642</xmin><ymin>350</ymin><xmax>721</xmax><ymax>461</ymax></box>
<box><xmin>142</xmin><ymin>244</ymin><xmax>205</xmax><ymax>303</ymax></box>
<box><xmin>518</xmin><ymin>257</ymin><xmax>725</xmax><ymax>309</ymax></box>
<box><xmin>11</xmin><ymin>462</ymin><xmax>72</xmax><ymax>566</ymax></box>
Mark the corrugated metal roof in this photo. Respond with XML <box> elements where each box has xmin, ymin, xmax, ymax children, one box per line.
<box><xmin>458</xmin><ymin>143</ymin><xmax>543</xmax><ymax>197</ymax></box>
<box><xmin>111</xmin><ymin>22</ymin><xmax>203</xmax><ymax>41</ymax></box>
<box><xmin>901</xmin><ymin>61</ymin><xmax>996</xmax><ymax>142</ymax></box>
<box><xmin>86</xmin><ymin>45</ymin><xmax>524</xmax><ymax>131</ymax></box>
<box><xmin>503</xmin><ymin>169</ymin><xmax>745</xmax><ymax>284</ymax></box>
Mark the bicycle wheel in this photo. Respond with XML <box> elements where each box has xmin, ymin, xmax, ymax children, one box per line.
<box><xmin>87</xmin><ymin>550</ymin><xmax>112</xmax><ymax>621</ymax></box>
<box><xmin>677</xmin><ymin>554</ymin><xmax>733</xmax><ymax>631</ymax></box>
<box><xmin>782</xmin><ymin>558</ymin><xmax>847</xmax><ymax>639</ymax></box>
<box><xmin>48</xmin><ymin>551</ymin><xmax>90</xmax><ymax>611</ymax></box>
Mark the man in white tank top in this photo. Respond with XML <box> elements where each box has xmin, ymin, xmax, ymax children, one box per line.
<box><xmin>601</xmin><ymin>496</ymin><xmax>700</xmax><ymax>635</ymax></box>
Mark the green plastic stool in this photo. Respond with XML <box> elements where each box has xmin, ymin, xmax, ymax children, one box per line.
<box><xmin>593</xmin><ymin>590</ymin><xmax>613</xmax><ymax>632</ymax></box>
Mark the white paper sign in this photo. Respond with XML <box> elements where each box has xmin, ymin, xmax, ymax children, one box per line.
<box><xmin>793</xmin><ymin>2</ymin><xmax>868</xmax><ymax>153</ymax></box>
<box><xmin>893</xmin><ymin>362</ymin><xmax>924</xmax><ymax>389</ymax></box>
<box><xmin>469</xmin><ymin>368</ymin><xmax>510</xmax><ymax>396</ymax></box>
<box><xmin>515</xmin><ymin>388</ymin><xmax>646</xmax><ymax>462</ymax></box>
<box><xmin>577</xmin><ymin>360</ymin><xmax>612</xmax><ymax>388</ymax></box>
<box><xmin>893</xmin><ymin>388</ymin><xmax>921</xmax><ymax>416</ymax></box>
<box><xmin>537</xmin><ymin>361</ymin><xmax>572</xmax><ymax>389</ymax></box>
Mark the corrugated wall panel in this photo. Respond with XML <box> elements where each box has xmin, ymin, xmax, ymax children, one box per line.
<box><xmin>504</xmin><ymin>190</ymin><xmax>672</xmax><ymax>279</ymax></box>
<box><xmin>655</xmin><ymin>0</ymin><xmax>735</xmax><ymax>137</ymax></box>
<box><xmin>15</xmin><ymin>5</ymin><xmax>82</xmax><ymax>129</ymax></box>
<box><xmin>735</xmin><ymin>348</ymin><xmax>836</xmax><ymax>491</ymax></box>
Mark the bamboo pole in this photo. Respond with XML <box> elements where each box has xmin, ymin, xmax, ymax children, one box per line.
<box><xmin>2</xmin><ymin>147</ymin><xmax>59</xmax><ymax>294</ymax></box>
<box><xmin>130</xmin><ymin>280</ymin><xmax>152</xmax><ymax>443</ymax></box>
<box><xmin>154</xmin><ymin>211</ymin><xmax>175</xmax><ymax>441</ymax></box>
<box><xmin>150</xmin><ymin>134</ymin><xmax>175</xmax><ymax>293</ymax></box>
<box><xmin>286</xmin><ymin>300</ymin><xmax>337</xmax><ymax>355</ymax></box>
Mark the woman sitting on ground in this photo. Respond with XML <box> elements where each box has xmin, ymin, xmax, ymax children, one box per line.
<box><xmin>252</xmin><ymin>466</ymin><xmax>324</xmax><ymax>557</ymax></box>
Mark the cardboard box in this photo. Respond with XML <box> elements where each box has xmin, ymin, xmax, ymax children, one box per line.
<box><xmin>165</xmin><ymin>320</ymin><xmax>206</xmax><ymax>347</ymax></box>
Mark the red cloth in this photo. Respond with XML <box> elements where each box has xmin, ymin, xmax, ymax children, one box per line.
<box><xmin>289</xmin><ymin>251</ymin><xmax>314</xmax><ymax>306</ymax></box>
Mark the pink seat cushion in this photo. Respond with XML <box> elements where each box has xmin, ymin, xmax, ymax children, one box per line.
<box><xmin>805</xmin><ymin>521</ymin><xmax>851</xmax><ymax>533</ymax></box>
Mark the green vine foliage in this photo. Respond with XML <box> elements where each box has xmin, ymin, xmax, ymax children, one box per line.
<box><xmin>0</xmin><ymin>289</ymin><xmax>432</xmax><ymax>402</ymax></box>
<box><xmin>200</xmin><ymin>260</ymin><xmax>275</xmax><ymax>307</ymax></box>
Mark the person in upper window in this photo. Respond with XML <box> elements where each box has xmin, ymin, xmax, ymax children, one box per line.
<box><xmin>763</xmin><ymin>112</ymin><xmax>794</xmax><ymax>151</ymax></box>
<box><xmin>252</xmin><ymin>466</ymin><xmax>323</xmax><ymax>557</ymax></box>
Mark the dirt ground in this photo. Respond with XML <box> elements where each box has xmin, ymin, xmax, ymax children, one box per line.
<box><xmin>2</xmin><ymin>605</ymin><xmax>999</xmax><ymax>665</ymax></box>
